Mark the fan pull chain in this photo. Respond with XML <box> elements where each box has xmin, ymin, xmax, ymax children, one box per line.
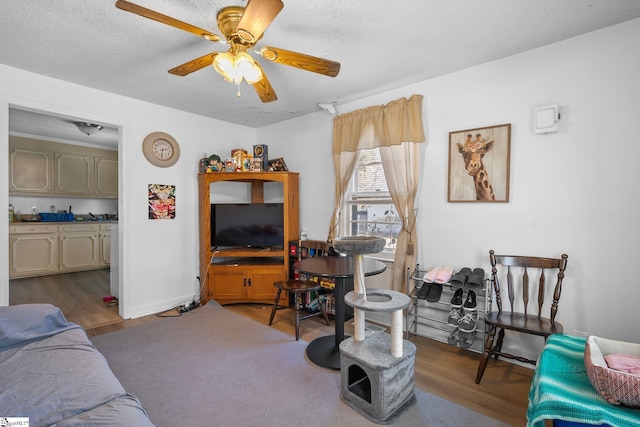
<box><xmin>236</xmin><ymin>83</ymin><xmax>242</xmax><ymax>98</ymax></box>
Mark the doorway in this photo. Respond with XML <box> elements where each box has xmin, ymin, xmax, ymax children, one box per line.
<box><xmin>6</xmin><ymin>107</ymin><xmax>123</xmax><ymax>329</ymax></box>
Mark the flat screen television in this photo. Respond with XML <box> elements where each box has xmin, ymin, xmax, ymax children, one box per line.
<box><xmin>211</xmin><ymin>203</ymin><xmax>284</xmax><ymax>249</ymax></box>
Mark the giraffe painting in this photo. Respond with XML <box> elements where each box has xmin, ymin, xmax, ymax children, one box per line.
<box><xmin>456</xmin><ymin>134</ymin><xmax>496</xmax><ymax>201</ymax></box>
<box><xmin>448</xmin><ymin>123</ymin><xmax>511</xmax><ymax>202</ymax></box>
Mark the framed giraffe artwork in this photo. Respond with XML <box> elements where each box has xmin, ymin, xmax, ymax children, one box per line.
<box><xmin>448</xmin><ymin>123</ymin><xmax>511</xmax><ymax>202</ymax></box>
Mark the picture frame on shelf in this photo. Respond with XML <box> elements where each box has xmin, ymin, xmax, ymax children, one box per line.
<box><xmin>448</xmin><ymin>123</ymin><xmax>511</xmax><ymax>203</ymax></box>
<box><xmin>250</xmin><ymin>158</ymin><xmax>262</xmax><ymax>172</ymax></box>
<box><xmin>268</xmin><ymin>157</ymin><xmax>288</xmax><ymax>172</ymax></box>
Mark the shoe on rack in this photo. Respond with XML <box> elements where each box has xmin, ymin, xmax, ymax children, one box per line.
<box><xmin>447</xmin><ymin>307</ymin><xmax>464</xmax><ymax>327</ymax></box>
<box><xmin>450</xmin><ymin>267</ymin><xmax>471</xmax><ymax>289</ymax></box>
<box><xmin>466</xmin><ymin>268</ymin><xmax>485</xmax><ymax>288</ymax></box>
<box><xmin>458</xmin><ymin>311</ymin><xmax>478</xmax><ymax>332</ymax></box>
<box><xmin>459</xmin><ymin>330</ymin><xmax>475</xmax><ymax>348</ymax></box>
<box><xmin>434</xmin><ymin>266</ymin><xmax>453</xmax><ymax>284</ymax></box>
<box><xmin>463</xmin><ymin>290</ymin><xmax>477</xmax><ymax>312</ymax></box>
<box><xmin>448</xmin><ymin>328</ymin><xmax>462</xmax><ymax>346</ymax></box>
<box><xmin>423</xmin><ymin>266</ymin><xmax>443</xmax><ymax>283</ymax></box>
<box><xmin>426</xmin><ymin>283</ymin><xmax>443</xmax><ymax>302</ymax></box>
<box><xmin>450</xmin><ymin>288</ymin><xmax>463</xmax><ymax>308</ymax></box>
<box><xmin>417</xmin><ymin>284</ymin><xmax>430</xmax><ymax>299</ymax></box>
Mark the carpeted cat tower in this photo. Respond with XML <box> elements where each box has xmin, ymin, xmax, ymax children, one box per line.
<box><xmin>333</xmin><ymin>237</ymin><xmax>416</xmax><ymax>425</ymax></box>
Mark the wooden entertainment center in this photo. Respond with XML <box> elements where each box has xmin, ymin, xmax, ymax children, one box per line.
<box><xmin>198</xmin><ymin>172</ymin><xmax>299</xmax><ymax>305</ymax></box>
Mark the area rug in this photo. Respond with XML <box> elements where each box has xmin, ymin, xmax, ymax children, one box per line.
<box><xmin>91</xmin><ymin>301</ymin><xmax>506</xmax><ymax>427</ymax></box>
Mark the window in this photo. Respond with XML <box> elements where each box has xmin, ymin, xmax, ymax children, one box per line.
<box><xmin>343</xmin><ymin>149</ymin><xmax>401</xmax><ymax>255</ymax></box>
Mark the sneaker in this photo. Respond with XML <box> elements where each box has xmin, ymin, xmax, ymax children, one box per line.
<box><xmin>458</xmin><ymin>311</ymin><xmax>478</xmax><ymax>332</ymax></box>
<box><xmin>463</xmin><ymin>290</ymin><xmax>477</xmax><ymax>312</ymax></box>
<box><xmin>450</xmin><ymin>288</ymin><xmax>463</xmax><ymax>308</ymax></box>
<box><xmin>459</xmin><ymin>330</ymin><xmax>475</xmax><ymax>348</ymax></box>
<box><xmin>447</xmin><ymin>307</ymin><xmax>464</xmax><ymax>327</ymax></box>
<box><xmin>448</xmin><ymin>328</ymin><xmax>462</xmax><ymax>346</ymax></box>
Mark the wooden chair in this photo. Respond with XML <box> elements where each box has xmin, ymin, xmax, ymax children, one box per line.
<box><xmin>268</xmin><ymin>239</ymin><xmax>331</xmax><ymax>340</ymax></box>
<box><xmin>475</xmin><ymin>249</ymin><xmax>569</xmax><ymax>384</ymax></box>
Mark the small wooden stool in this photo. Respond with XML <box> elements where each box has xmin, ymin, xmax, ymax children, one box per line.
<box><xmin>269</xmin><ymin>280</ymin><xmax>330</xmax><ymax>340</ymax></box>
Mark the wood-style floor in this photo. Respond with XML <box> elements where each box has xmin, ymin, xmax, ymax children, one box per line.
<box><xmin>9</xmin><ymin>271</ymin><xmax>533</xmax><ymax>426</ymax></box>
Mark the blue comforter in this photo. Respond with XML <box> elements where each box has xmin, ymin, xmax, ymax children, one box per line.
<box><xmin>0</xmin><ymin>304</ymin><xmax>154</xmax><ymax>426</ymax></box>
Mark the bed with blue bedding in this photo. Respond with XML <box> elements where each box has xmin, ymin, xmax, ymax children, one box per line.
<box><xmin>0</xmin><ymin>304</ymin><xmax>154</xmax><ymax>426</ymax></box>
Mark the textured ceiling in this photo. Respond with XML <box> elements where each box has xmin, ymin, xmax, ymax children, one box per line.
<box><xmin>3</xmin><ymin>0</ymin><xmax>640</xmax><ymax>146</ymax></box>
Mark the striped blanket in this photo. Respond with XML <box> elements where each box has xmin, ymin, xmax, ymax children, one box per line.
<box><xmin>527</xmin><ymin>334</ymin><xmax>640</xmax><ymax>427</ymax></box>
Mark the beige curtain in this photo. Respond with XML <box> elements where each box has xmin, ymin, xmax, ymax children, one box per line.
<box><xmin>328</xmin><ymin>94</ymin><xmax>425</xmax><ymax>291</ymax></box>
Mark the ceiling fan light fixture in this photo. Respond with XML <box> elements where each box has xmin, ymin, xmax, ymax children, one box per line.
<box><xmin>73</xmin><ymin>122</ymin><xmax>104</xmax><ymax>135</ymax></box>
<box><xmin>213</xmin><ymin>51</ymin><xmax>236</xmax><ymax>82</ymax></box>
<box><xmin>235</xmin><ymin>52</ymin><xmax>263</xmax><ymax>84</ymax></box>
<box><xmin>213</xmin><ymin>51</ymin><xmax>263</xmax><ymax>85</ymax></box>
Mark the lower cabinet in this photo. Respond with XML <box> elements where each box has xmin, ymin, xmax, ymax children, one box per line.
<box><xmin>9</xmin><ymin>223</ymin><xmax>114</xmax><ymax>279</ymax></box>
<box><xmin>9</xmin><ymin>224</ymin><xmax>59</xmax><ymax>278</ymax></box>
<box><xmin>58</xmin><ymin>224</ymin><xmax>100</xmax><ymax>272</ymax></box>
<box><xmin>99</xmin><ymin>224</ymin><xmax>112</xmax><ymax>267</ymax></box>
<box><xmin>207</xmin><ymin>263</ymin><xmax>286</xmax><ymax>304</ymax></box>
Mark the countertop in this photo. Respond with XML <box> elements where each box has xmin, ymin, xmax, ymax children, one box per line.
<box><xmin>10</xmin><ymin>220</ymin><xmax>119</xmax><ymax>224</ymax></box>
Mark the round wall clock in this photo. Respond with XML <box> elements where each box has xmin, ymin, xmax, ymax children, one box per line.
<box><xmin>142</xmin><ymin>132</ymin><xmax>180</xmax><ymax>167</ymax></box>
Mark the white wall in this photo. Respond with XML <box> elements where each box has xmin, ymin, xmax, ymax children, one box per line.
<box><xmin>260</xmin><ymin>18</ymin><xmax>640</xmax><ymax>359</ymax></box>
<box><xmin>1</xmin><ymin>64</ymin><xmax>256</xmax><ymax>318</ymax></box>
<box><xmin>258</xmin><ymin>112</ymin><xmax>336</xmax><ymax>241</ymax></box>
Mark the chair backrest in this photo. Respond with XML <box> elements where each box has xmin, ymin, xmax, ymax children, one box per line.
<box><xmin>489</xmin><ymin>250</ymin><xmax>568</xmax><ymax>325</ymax></box>
<box><xmin>298</xmin><ymin>239</ymin><xmax>330</xmax><ymax>260</ymax></box>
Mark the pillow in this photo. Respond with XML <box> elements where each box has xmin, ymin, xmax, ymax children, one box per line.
<box><xmin>585</xmin><ymin>335</ymin><xmax>640</xmax><ymax>407</ymax></box>
<box><xmin>0</xmin><ymin>303</ymin><xmax>79</xmax><ymax>351</ymax></box>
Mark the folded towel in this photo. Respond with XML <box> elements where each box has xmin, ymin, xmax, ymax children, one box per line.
<box><xmin>423</xmin><ymin>266</ymin><xmax>443</xmax><ymax>283</ymax></box>
<box><xmin>435</xmin><ymin>266</ymin><xmax>453</xmax><ymax>284</ymax></box>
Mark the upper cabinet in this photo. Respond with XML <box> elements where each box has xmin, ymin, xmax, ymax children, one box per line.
<box><xmin>9</xmin><ymin>146</ymin><xmax>53</xmax><ymax>194</ymax></box>
<box><xmin>9</xmin><ymin>136</ymin><xmax>117</xmax><ymax>199</ymax></box>
<box><xmin>54</xmin><ymin>152</ymin><xmax>94</xmax><ymax>195</ymax></box>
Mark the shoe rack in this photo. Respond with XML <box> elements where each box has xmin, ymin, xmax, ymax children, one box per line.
<box><xmin>405</xmin><ymin>264</ymin><xmax>490</xmax><ymax>353</ymax></box>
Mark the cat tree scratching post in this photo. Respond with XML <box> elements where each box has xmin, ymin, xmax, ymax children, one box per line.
<box><xmin>333</xmin><ymin>236</ymin><xmax>416</xmax><ymax>423</ymax></box>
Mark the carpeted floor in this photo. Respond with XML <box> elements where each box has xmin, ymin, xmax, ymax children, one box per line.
<box><xmin>91</xmin><ymin>301</ymin><xmax>507</xmax><ymax>427</ymax></box>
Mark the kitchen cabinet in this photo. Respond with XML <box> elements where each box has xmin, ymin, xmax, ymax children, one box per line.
<box><xmin>99</xmin><ymin>224</ymin><xmax>112</xmax><ymax>267</ymax></box>
<box><xmin>54</xmin><ymin>152</ymin><xmax>94</xmax><ymax>195</ymax></box>
<box><xmin>58</xmin><ymin>224</ymin><xmax>100</xmax><ymax>272</ymax></box>
<box><xmin>8</xmin><ymin>224</ymin><xmax>59</xmax><ymax>278</ymax></box>
<box><xmin>9</xmin><ymin>136</ymin><xmax>117</xmax><ymax>198</ymax></box>
<box><xmin>95</xmin><ymin>157</ymin><xmax>118</xmax><ymax>197</ymax></box>
<box><xmin>8</xmin><ymin>146</ymin><xmax>53</xmax><ymax>194</ymax></box>
<box><xmin>9</xmin><ymin>222</ymin><xmax>115</xmax><ymax>278</ymax></box>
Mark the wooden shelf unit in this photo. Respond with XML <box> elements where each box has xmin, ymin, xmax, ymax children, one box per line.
<box><xmin>198</xmin><ymin>172</ymin><xmax>300</xmax><ymax>305</ymax></box>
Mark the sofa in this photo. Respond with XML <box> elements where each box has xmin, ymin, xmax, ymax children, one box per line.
<box><xmin>0</xmin><ymin>303</ymin><xmax>154</xmax><ymax>426</ymax></box>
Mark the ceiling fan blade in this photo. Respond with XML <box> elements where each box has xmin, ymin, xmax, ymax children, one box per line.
<box><xmin>259</xmin><ymin>46</ymin><xmax>340</xmax><ymax>77</ymax></box>
<box><xmin>252</xmin><ymin>62</ymin><xmax>277</xmax><ymax>103</ymax></box>
<box><xmin>236</xmin><ymin>0</ymin><xmax>284</xmax><ymax>44</ymax></box>
<box><xmin>115</xmin><ymin>0</ymin><xmax>221</xmax><ymax>42</ymax></box>
<box><xmin>168</xmin><ymin>52</ymin><xmax>219</xmax><ymax>76</ymax></box>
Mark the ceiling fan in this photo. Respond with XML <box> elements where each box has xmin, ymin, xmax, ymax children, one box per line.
<box><xmin>115</xmin><ymin>0</ymin><xmax>341</xmax><ymax>103</ymax></box>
